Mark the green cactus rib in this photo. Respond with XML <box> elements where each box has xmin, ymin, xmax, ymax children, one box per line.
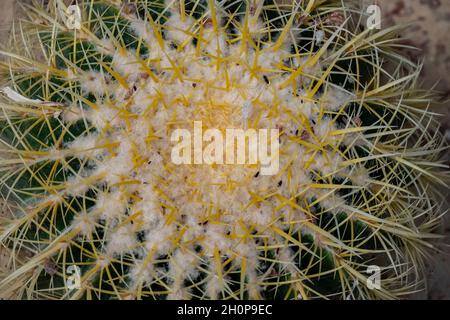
<box><xmin>0</xmin><ymin>0</ymin><xmax>447</xmax><ymax>300</ymax></box>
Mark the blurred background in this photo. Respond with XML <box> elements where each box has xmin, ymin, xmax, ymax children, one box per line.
<box><xmin>0</xmin><ymin>0</ymin><xmax>448</xmax><ymax>299</ymax></box>
<box><xmin>379</xmin><ymin>0</ymin><xmax>450</xmax><ymax>300</ymax></box>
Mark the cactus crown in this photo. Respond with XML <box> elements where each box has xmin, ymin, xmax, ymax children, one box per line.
<box><xmin>0</xmin><ymin>0</ymin><xmax>447</xmax><ymax>300</ymax></box>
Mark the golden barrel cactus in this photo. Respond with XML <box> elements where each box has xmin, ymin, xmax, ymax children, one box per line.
<box><xmin>0</xmin><ymin>0</ymin><xmax>447</xmax><ymax>299</ymax></box>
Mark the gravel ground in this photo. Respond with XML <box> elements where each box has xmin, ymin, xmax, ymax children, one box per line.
<box><xmin>0</xmin><ymin>0</ymin><xmax>448</xmax><ymax>300</ymax></box>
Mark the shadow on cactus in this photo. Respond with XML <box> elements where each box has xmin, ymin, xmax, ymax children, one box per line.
<box><xmin>0</xmin><ymin>0</ymin><xmax>447</xmax><ymax>300</ymax></box>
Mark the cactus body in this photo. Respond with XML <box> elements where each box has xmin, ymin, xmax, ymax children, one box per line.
<box><xmin>0</xmin><ymin>0</ymin><xmax>447</xmax><ymax>300</ymax></box>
